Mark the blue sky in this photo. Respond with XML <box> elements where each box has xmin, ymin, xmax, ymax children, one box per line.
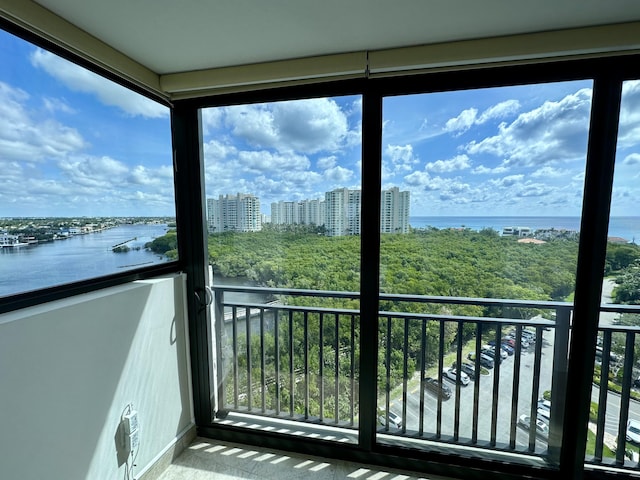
<box><xmin>202</xmin><ymin>79</ymin><xmax>640</xmax><ymax>218</ymax></box>
<box><xmin>2</xmin><ymin>28</ymin><xmax>639</xmax><ymax>219</ymax></box>
<box><xmin>0</xmin><ymin>29</ymin><xmax>173</xmax><ymax>217</ymax></box>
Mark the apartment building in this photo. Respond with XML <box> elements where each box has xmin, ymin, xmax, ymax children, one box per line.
<box><xmin>207</xmin><ymin>193</ymin><xmax>261</xmax><ymax>232</ymax></box>
<box><xmin>380</xmin><ymin>186</ymin><xmax>410</xmax><ymax>234</ymax></box>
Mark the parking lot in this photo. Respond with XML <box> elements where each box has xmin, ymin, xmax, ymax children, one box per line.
<box><xmin>388</xmin><ymin>328</ymin><xmax>555</xmax><ymax>453</ymax></box>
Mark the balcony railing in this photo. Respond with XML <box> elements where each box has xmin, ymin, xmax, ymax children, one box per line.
<box><xmin>210</xmin><ymin>284</ymin><xmax>640</xmax><ymax>473</ymax></box>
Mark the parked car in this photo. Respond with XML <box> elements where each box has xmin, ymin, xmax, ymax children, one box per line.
<box><xmin>453</xmin><ymin>361</ymin><xmax>476</xmax><ymax>380</ymax></box>
<box><xmin>627</xmin><ymin>419</ymin><xmax>640</xmax><ymax>444</ymax></box>
<box><xmin>481</xmin><ymin>345</ymin><xmax>506</xmax><ymax>362</ymax></box>
<box><xmin>424</xmin><ymin>377</ymin><xmax>452</xmax><ymax>400</ymax></box>
<box><xmin>378</xmin><ymin>409</ymin><xmax>403</xmax><ymax>429</ymax></box>
<box><xmin>537</xmin><ymin>408</ymin><xmax>550</xmax><ymax>425</ymax></box>
<box><xmin>501</xmin><ymin>343</ymin><xmax>514</xmax><ymax>355</ymax></box>
<box><xmin>443</xmin><ymin>367</ymin><xmax>470</xmax><ymax>386</ymax></box>
<box><xmin>518</xmin><ymin>414</ymin><xmax>549</xmax><ymax>438</ymax></box>
<box><xmin>468</xmin><ymin>352</ymin><xmax>494</xmax><ymax>369</ymax></box>
<box><xmin>537</xmin><ymin>398</ymin><xmax>551</xmax><ymax>413</ymax></box>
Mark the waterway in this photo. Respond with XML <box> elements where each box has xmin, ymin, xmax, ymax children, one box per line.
<box><xmin>0</xmin><ymin>223</ymin><xmax>172</xmax><ymax>297</ymax></box>
<box><xmin>409</xmin><ymin>216</ymin><xmax>640</xmax><ymax>243</ymax></box>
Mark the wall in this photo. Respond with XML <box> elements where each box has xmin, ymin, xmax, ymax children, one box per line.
<box><xmin>0</xmin><ymin>274</ymin><xmax>194</xmax><ymax>480</ymax></box>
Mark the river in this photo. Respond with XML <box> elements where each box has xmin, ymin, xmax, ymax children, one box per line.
<box><xmin>0</xmin><ymin>223</ymin><xmax>172</xmax><ymax>297</ymax></box>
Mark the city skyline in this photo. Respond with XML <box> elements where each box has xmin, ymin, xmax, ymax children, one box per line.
<box><xmin>2</xmin><ymin>29</ymin><xmax>640</xmax><ymax>220</ymax></box>
<box><xmin>206</xmin><ymin>186</ymin><xmax>410</xmax><ymax>236</ymax></box>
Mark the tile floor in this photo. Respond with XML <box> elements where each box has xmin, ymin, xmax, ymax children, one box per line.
<box><xmin>157</xmin><ymin>437</ymin><xmax>458</xmax><ymax>480</ymax></box>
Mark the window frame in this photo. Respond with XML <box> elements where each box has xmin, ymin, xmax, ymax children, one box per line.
<box><xmin>177</xmin><ymin>56</ymin><xmax>640</xmax><ymax>480</ymax></box>
<box><xmin>0</xmin><ymin>20</ymin><xmax>181</xmax><ymax>315</ymax></box>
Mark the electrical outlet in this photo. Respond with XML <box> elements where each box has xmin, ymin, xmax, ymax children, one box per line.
<box><xmin>123</xmin><ymin>410</ymin><xmax>139</xmax><ymax>435</ymax></box>
<box><xmin>129</xmin><ymin>428</ymin><xmax>140</xmax><ymax>451</ymax></box>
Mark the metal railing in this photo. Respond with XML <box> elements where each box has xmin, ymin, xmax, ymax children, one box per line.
<box><xmin>211</xmin><ymin>284</ymin><xmax>640</xmax><ymax>471</ymax></box>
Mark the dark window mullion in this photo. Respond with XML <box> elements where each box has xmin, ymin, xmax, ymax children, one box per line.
<box><xmin>359</xmin><ymin>87</ymin><xmax>383</xmax><ymax>451</ymax></box>
<box><xmin>172</xmin><ymin>105</ymin><xmax>212</xmax><ymax>425</ymax></box>
<box><xmin>561</xmin><ymin>74</ymin><xmax>623</xmax><ymax>479</ymax></box>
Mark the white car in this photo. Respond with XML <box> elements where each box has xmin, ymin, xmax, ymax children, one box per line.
<box><xmin>627</xmin><ymin>419</ymin><xmax>640</xmax><ymax>444</ymax></box>
<box><xmin>443</xmin><ymin>367</ymin><xmax>470</xmax><ymax>386</ymax></box>
<box><xmin>518</xmin><ymin>414</ymin><xmax>549</xmax><ymax>438</ymax></box>
<box><xmin>482</xmin><ymin>345</ymin><xmax>508</xmax><ymax>360</ymax></box>
<box><xmin>378</xmin><ymin>410</ymin><xmax>403</xmax><ymax>429</ymax></box>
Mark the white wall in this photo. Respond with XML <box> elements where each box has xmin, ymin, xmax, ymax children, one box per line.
<box><xmin>0</xmin><ymin>274</ymin><xmax>194</xmax><ymax>480</ymax></box>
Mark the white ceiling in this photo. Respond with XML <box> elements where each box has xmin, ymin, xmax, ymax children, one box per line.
<box><xmin>32</xmin><ymin>0</ymin><xmax>640</xmax><ymax>76</ymax></box>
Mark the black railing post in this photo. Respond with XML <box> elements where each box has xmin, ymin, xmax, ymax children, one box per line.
<box><xmin>213</xmin><ymin>287</ymin><xmax>225</xmax><ymax>415</ymax></box>
<box><xmin>616</xmin><ymin>332</ymin><xmax>636</xmax><ymax>465</ymax></box>
<box><xmin>549</xmin><ymin>305</ymin><xmax>571</xmax><ymax>464</ymax></box>
<box><xmin>594</xmin><ymin>329</ymin><xmax>612</xmax><ymax>462</ymax></box>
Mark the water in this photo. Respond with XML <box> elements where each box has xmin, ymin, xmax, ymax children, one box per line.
<box><xmin>409</xmin><ymin>216</ymin><xmax>640</xmax><ymax>243</ymax></box>
<box><xmin>0</xmin><ymin>224</ymin><xmax>172</xmax><ymax>297</ymax></box>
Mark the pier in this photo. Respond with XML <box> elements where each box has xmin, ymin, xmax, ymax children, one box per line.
<box><xmin>111</xmin><ymin>237</ymin><xmax>137</xmax><ymax>250</ymax></box>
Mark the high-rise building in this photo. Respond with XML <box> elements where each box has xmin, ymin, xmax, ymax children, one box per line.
<box><xmin>380</xmin><ymin>186</ymin><xmax>410</xmax><ymax>234</ymax></box>
<box><xmin>324</xmin><ymin>187</ymin><xmax>362</xmax><ymax>236</ymax></box>
<box><xmin>271</xmin><ymin>198</ymin><xmax>325</xmax><ymax>227</ymax></box>
<box><xmin>207</xmin><ymin>193</ymin><xmax>261</xmax><ymax>232</ymax></box>
<box><xmin>323</xmin><ymin>187</ymin><xmax>409</xmax><ymax>236</ymax></box>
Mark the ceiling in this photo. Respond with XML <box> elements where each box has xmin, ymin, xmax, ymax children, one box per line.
<box><xmin>30</xmin><ymin>0</ymin><xmax>640</xmax><ymax>76</ymax></box>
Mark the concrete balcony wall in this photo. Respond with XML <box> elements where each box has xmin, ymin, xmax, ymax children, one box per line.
<box><xmin>0</xmin><ymin>273</ymin><xmax>194</xmax><ymax>480</ymax></box>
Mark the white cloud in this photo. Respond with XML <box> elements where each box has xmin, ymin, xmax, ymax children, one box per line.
<box><xmin>223</xmin><ymin>98</ymin><xmax>350</xmax><ymax>154</ymax></box>
<box><xmin>619</xmin><ymin>80</ymin><xmax>640</xmax><ymax>148</ymax></box>
<box><xmin>490</xmin><ymin>174</ymin><xmax>524</xmax><ymax>188</ymax></box>
<box><xmin>30</xmin><ymin>49</ymin><xmax>168</xmax><ymax>118</ymax></box>
<box><xmin>385</xmin><ymin>144</ymin><xmax>419</xmax><ymax>174</ymax></box>
<box><xmin>238</xmin><ymin>150</ymin><xmax>310</xmax><ymax>173</ymax></box>
<box><xmin>444</xmin><ymin>108</ymin><xmax>478</xmax><ymax>135</ymax></box>
<box><xmin>0</xmin><ymin>81</ymin><xmax>86</xmax><ymax>164</ymax></box>
<box><xmin>465</xmin><ymin>88</ymin><xmax>592</xmax><ymax>167</ymax></box>
<box><xmin>203</xmin><ymin>139</ymin><xmax>238</xmax><ymax>160</ymax></box>
<box><xmin>324</xmin><ymin>165</ymin><xmax>353</xmax><ymax>183</ymax></box>
<box><xmin>425</xmin><ymin>154</ymin><xmax>471</xmax><ymax>173</ymax></box>
<box><xmin>404</xmin><ymin>170</ymin><xmax>432</xmax><ymax>187</ymax></box>
<box><xmin>43</xmin><ymin>97</ymin><xmax>75</xmax><ymax>114</ymax></box>
<box><xmin>622</xmin><ymin>152</ymin><xmax>640</xmax><ymax>165</ymax></box>
<box><xmin>58</xmin><ymin>155</ymin><xmax>129</xmax><ymax>188</ymax></box>
<box><xmin>477</xmin><ymin>100</ymin><xmax>521</xmax><ymax>124</ymax></box>
<box><xmin>128</xmin><ymin>165</ymin><xmax>174</xmax><ymax>186</ymax></box>
<box><xmin>515</xmin><ymin>182</ymin><xmax>554</xmax><ymax>198</ymax></box>
<box><xmin>201</xmin><ymin>108</ymin><xmax>224</xmax><ymax>135</ymax></box>
<box><xmin>531</xmin><ymin>166</ymin><xmax>569</xmax><ymax>178</ymax></box>
<box><xmin>471</xmin><ymin>164</ymin><xmax>508</xmax><ymax>175</ymax></box>
<box><xmin>317</xmin><ymin>155</ymin><xmax>337</xmax><ymax>169</ymax></box>
<box><xmin>443</xmin><ymin>100</ymin><xmax>521</xmax><ymax>137</ymax></box>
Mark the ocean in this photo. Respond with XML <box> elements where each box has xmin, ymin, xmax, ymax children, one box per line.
<box><xmin>409</xmin><ymin>216</ymin><xmax>640</xmax><ymax>243</ymax></box>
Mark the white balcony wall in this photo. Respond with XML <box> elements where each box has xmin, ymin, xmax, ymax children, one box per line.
<box><xmin>0</xmin><ymin>274</ymin><xmax>194</xmax><ymax>480</ymax></box>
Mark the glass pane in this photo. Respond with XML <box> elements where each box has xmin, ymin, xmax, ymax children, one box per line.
<box><xmin>378</xmin><ymin>81</ymin><xmax>592</xmax><ymax>463</ymax></box>
<box><xmin>0</xmin><ymin>28</ymin><xmax>176</xmax><ymax>298</ymax></box>
<box><xmin>591</xmin><ymin>79</ymin><xmax>640</xmax><ymax>468</ymax></box>
<box><xmin>202</xmin><ymin>96</ymin><xmax>362</xmax><ymax>443</ymax></box>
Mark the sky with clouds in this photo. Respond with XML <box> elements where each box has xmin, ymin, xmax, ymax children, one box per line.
<box><xmin>0</xmin><ymin>29</ymin><xmax>173</xmax><ymax>217</ymax></box>
<box><xmin>202</xmin><ymin>79</ymin><xmax>639</xmax><ymax>218</ymax></box>
<box><xmin>1</xmin><ymin>27</ymin><xmax>638</xmax><ymax>220</ymax></box>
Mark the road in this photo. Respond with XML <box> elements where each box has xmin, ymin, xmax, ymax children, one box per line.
<box><xmin>600</xmin><ymin>278</ymin><xmax>619</xmax><ymax>326</ymax></box>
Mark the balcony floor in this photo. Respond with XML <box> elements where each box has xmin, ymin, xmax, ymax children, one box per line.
<box><xmin>157</xmin><ymin>437</ymin><xmax>460</xmax><ymax>480</ymax></box>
